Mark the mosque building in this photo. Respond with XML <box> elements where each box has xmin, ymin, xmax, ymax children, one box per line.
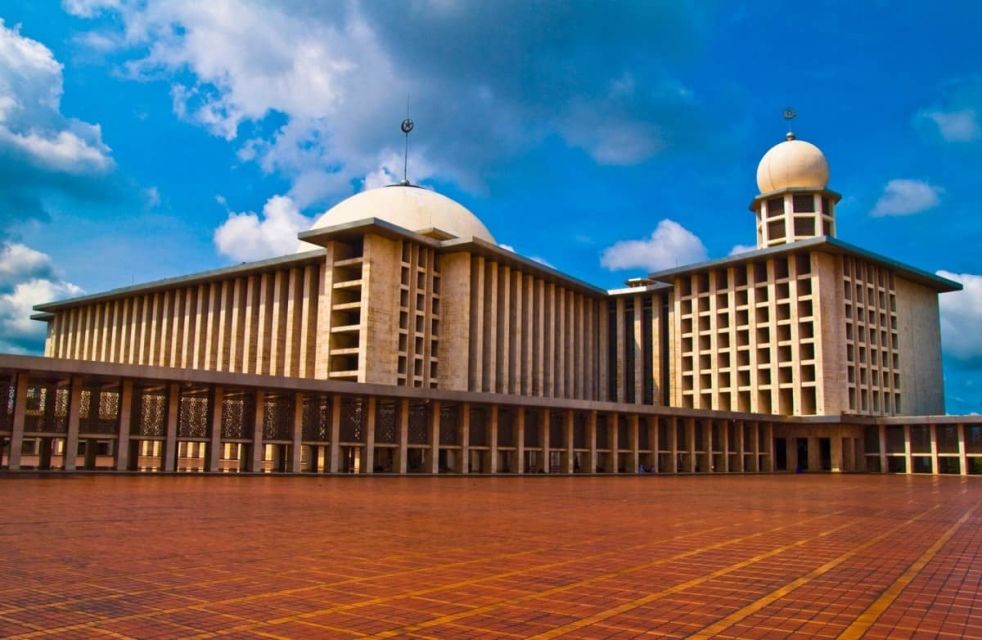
<box><xmin>1</xmin><ymin>129</ymin><xmax>979</xmax><ymax>477</ymax></box>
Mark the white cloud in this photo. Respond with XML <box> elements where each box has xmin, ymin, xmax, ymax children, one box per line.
<box><xmin>0</xmin><ymin>19</ymin><xmax>112</xmax><ymax>175</ymax></box>
<box><xmin>871</xmin><ymin>179</ymin><xmax>942</xmax><ymax>217</ymax></box>
<box><xmin>66</xmin><ymin>3</ymin><xmax>704</xmax><ymax>207</ymax></box>
<box><xmin>213</xmin><ymin>195</ymin><xmax>314</xmax><ymax>262</ymax></box>
<box><xmin>601</xmin><ymin>219</ymin><xmax>708</xmax><ymax>272</ymax></box>
<box><xmin>144</xmin><ymin>186</ymin><xmax>160</xmax><ymax>207</ymax></box>
<box><xmin>937</xmin><ymin>271</ymin><xmax>982</xmax><ymax>362</ymax></box>
<box><xmin>922</xmin><ymin>108</ymin><xmax>980</xmax><ymax>142</ymax></box>
<box><xmin>729</xmin><ymin>243</ymin><xmax>756</xmax><ymax>256</ymax></box>
<box><xmin>0</xmin><ymin>242</ymin><xmax>81</xmax><ymax>353</ymax></box>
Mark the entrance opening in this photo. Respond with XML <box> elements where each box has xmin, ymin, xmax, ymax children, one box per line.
<box><xmin>819</xmin><ymin>438</ymin><xmax>832</xmax><ymax>471</ymax></box>
<box><xmin>775</xmin><ymin>438</ymin><xmax>787</xmax><ymax>471</ymax></box>
<box><xmin>796</xmin><ymin>438</ymin><xmax>808</xmax><ymax>472</ymax></box>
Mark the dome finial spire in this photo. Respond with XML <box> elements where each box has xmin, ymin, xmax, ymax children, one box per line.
<box><xmin>783</xmin><ymin>107</ymin><xmax>797</xmax><ymax>141</ymax></box>
<box><xmin>400</xmin><ymin>95</ymin><xmax>414</xmax><ymax>186</ymax></box>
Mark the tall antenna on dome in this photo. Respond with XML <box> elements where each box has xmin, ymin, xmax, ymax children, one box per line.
<box><xmin>401</xmin><ymin>96</ymin><xmax>414</xmax><ymax>186</ymax></box>
<box><xmin>783</xmin><ymin>107</ymin><xmax>797</xmax><ymax>141</ymax></box>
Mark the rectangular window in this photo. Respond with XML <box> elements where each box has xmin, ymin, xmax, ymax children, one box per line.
<box><xmin>793</xmin><ymin>194</ymin><xmax>815</xmax><ymax>212</ymax></box>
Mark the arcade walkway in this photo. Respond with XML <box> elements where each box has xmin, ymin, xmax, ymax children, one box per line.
<box><xmin>0</xmin><ymin>475</ymin><xmax>978</xmax><ymax>639</ymax></box>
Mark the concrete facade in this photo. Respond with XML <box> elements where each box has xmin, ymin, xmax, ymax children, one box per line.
<box><xmin>7</xmin><ymin>133</ymin><xmax>972</xmax><ymax>477</ymax></box>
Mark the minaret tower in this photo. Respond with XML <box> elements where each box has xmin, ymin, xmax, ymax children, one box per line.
<box><xmin>751</xmin><ymin>118</ymin><xmax>839</xmax><ymax>249</ymax></box>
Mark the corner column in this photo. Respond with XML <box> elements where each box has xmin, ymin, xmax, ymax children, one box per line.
<box><xmin>929</xmin><ymin>424</ymin><xmax>939</xmax><ymax>475</ymax></box>
<box><xmin>8</xmin><ymin>374</ymin><xmax>28</xmax><ymax>470</ymax></box>
<box><xmin>364</xmin><ymin>397</ymin><xmax>376</xmax><ymax>474</ymax></box>
<box><xmin>328</xmin><ymin>396</ymin><xmax>341</xmax><ymax>473</ymax></box>
<box><xmin>958</xmin><ymin>423</ymin><xmax>968</xmax><ymax>476</ymax></box>
<box><xmin>903</xmin><ymin>424</ymin><xmax>912</xmax><ymax>475</ymax></box>
<box><xmin>63</xmin><ymin>376</ymin><xmax>83</xmax><ymax>472</ymax></box>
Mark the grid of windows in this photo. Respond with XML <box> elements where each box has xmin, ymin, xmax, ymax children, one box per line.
<box><xmin>397</xmin><ymin>241</ymin><xmax>440</xmax><ymax>388</ymax></box>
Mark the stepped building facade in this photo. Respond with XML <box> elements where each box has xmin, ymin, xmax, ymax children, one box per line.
<box><xmin>1</xmin><ymin>132</ymin><xmax>979</xmax><ymax>476</ymax></box>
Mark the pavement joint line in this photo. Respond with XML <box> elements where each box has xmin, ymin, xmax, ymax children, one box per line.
<box><xmin>683</xmin><ymin>503</ymin><xmax>946</xmax><ymax>639</ymax></box>
<box><xmin>835</xmin><ymin>504</ymin><xmax>979</xmax><ymax>640</ymax></box>
<box><xmin>190</xmin><ymin>513</ymin><xmax>807</xmax><ymax>639</ymax></box>
<box><xmin>360</xmin><ymin>511</ymin><xmax>852</xmax><ymax>639</ymax></box>
<box><xmin>6</xmin><ymin>517</ymin><xmax>758</xmax><ymax>640</ymax></box>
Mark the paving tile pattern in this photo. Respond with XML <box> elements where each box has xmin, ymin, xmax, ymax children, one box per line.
<box><xmin>0</xmin><ymin>475</ymin><xmax>979</xmax><ymax>639</ymax></box>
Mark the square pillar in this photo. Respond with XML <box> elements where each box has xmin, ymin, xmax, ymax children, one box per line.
<box><xmin>63</xmin><ymin>377</ymin><xmax>83</xmax><ymax>472</ymax></box>
<box><xmin>669</xmin><ymin>416</ymin><xmax>679</xmax><ymax>473</ymax></box>
<box><xmin>735</xmin><ymin>420</ymin><xmax>745</xmax><ymax>473</ymax></box>
<box><xmin>116</xmin><ymin>380</ymin><xmax>134</xmax><ymax>472</ymax></box>
<box><xmin>8</xmin><ymin>374</ymin><xmax>29</xmax><ymax>471</ymax></box>
<box><xmin>290</xmin><ymin>392</ymin><xmax>303</xmax><ymax>473</ymax></box>
<box><xmin>650</xmin><ymin>417</ymin><xmax>659</xmax><ymax>473</ymax></box>
<box><xmin>609</xmin><ymin>414</ymin><xmax>619</xmax><ymax>474</ymax></box>
<box><xmin>629</xmin><ymin>414</ymin><xmax>639</xmax><ymax>474</ymax></box>
<box><xmin>958</xmin><ymin>423</ymin><xmax>968</xmax><ymax>476</ymax></box>
<box><xmin>163</xmin><ymin>384</ymin><xmax>179</xmax><ymax>472</ymax></box>
<box><xmin>489</xmin><ymin>405</ymin><xmax>499</xmax><ymax>474</ymax></box>
<box><xmin>831</xmin><ymin>434</ymin><xmax>843</xmax><ymax>473</ymax></box>
<box><xmin>207</xmin><ymin>386</ymin><xmax>224</xmax><ymax>472</ymax></box>
<box><xmin>765</xmin><ymin>423</ymin><xmax>775</xmax><ymax>472</ymax></box>
<box><xmin>460</xmin><ymin>403</ymin><xmax>470</xmax><ymax>474</ymax></box>
<box><xmin>363</xmin><ymin>397</ymin><xmax>376</xmax><ymax>474</ymax></box>
<box><xmin>587</xmin><ymin>411</ymin><xmax>598</xmax><ymax>474</ymax></box>
<box><xmin>878</xmin><ymin>424</ymin><xmax>888</xmax><ymax>473</ymax></box>
<box><xmin>721</xmin><ymin>420</ymin><xmax>730</xmax><ymax>473</ymax></box>
<box><xmin>687</xmin><ymin>418</ymin><xmax>696</xmax><ymax>473</ymax></box>
<box><xmin>808</xmin><ymin>436</ymin><xmax>821</xmax><ymax>472</ymax></box>
<box><xmin>563</xmin><ymin>410</ymin><xmax>574</xmax><ymax>474</ymax></box>
<box><xmin>328</xmin><ymin>396</ymin><xmax>341</xmax><ymax>473</ymax></box>
<box><xmin>515</xmin><ymin>409</ymin><xmax>525</xmax><ymax>474</ymax></box>
<box><xmin>704</xmin><ymin>420</ymin><xmax>713</xmax><ymax>473</ymax></box>
<box><xmin>396</xmin><ymin>398</ymin><xmax>409</xmax><ymax>474</ymax></box>
<box><xmin>903</xmin><ymin>424</ymin><xmax>912</xmax><ymax>475</ymax></box>
<box><xmin>428</xmin><ymin>401</ymin><xmax>440</xmax><ymax>474</ymax></box>
<box><xmin>751</xmin><ymin>422</ymin><xmax>760</xmax><ymax>472</ymax></box>
<box><xmin>929</xmin><ymin>424</ymin><xmax>939</xmax><ymax>475</ymax></box>
<box><xmin>540</xmin><ymin>409</ymin><xmax>550</xmax><ymax>473</ymax></box>
<box><xmin>249</xmin><ymin>390</ymin><xmax>264</xmax><ymax>472</ymax></box>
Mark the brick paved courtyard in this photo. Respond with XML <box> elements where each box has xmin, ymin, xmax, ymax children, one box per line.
<box><xmin>0</xmin><ymin>475</ymin><xmax>979</xmax><ymax>639</ymax></box>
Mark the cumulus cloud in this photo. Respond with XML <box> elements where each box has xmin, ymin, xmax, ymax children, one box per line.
<box><xmin>0</xmin><ymin>242</ymin><xmax>81</xmax><ymax>353</ymax></box>
<box><xmin>601</xmin><ymin>219</ymin><xmax>708</xmax><ymax>272</ymax></box>
<box><xmin>729</xmin><ymin>243</ymin><xmax>756</xmax><ymax>256</ymax></box>
<box><xmin>0</xmin><ymin>18</ymin><xmax>114</xmax><ymax>230</ymax></box>
<box><xmin>871</xmin><ymin>179</ymin><xmax>942</xmax><ymax>217</ymax></box>
<box><xmin>921</xmin><ymin>108</ymin><xmax>980</xmax><ymax>143</ymax></box>
<box><xmin>937</xmin><ymin>271</ymin><xmax>982</xmax><ymax>365</ymax></box>
<box><xmin>66</xmin><ymin>2</ymin><xmax>707</xmax><ymax>208</ymax></box>
<box><xmin>213</xmin><ymin>195</ymin><xmax>314</xmax><ymax>262</ymax></box>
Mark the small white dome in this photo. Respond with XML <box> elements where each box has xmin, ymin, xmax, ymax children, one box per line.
<box><xmin>756</xmin><ymin>135</ymin><xmax>829</xmax><ymax>193</ymax></box>
<box><xmin>304</xmin><ymin>185</ymin><xmax>494</xmax><ymax>247</ymax></box>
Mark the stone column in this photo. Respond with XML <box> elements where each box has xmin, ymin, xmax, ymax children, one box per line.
<box><xmin>563</xmin><ymin>410</ymin><xmax>574</xmax><ymax>474</ymax></box>
<box><xmin>290</xmin><ymin>392</ymin><xmax>303</xmax><ymax>473</ymax></box>
<box><xmin>162</xmin><ymin>384</ymin><xmax>179</xmax><ymax>473</ymax></box>
<box><xmin>687</xmin><ymin>418</ymin><xmax>696</xmax><ymax>473</ymax></box>
<box><xmin>764</xmin><ymin>423</ymin><xmax>774</xmax><ymax>472</ymax></box>
<box><xmin>460</xmin><ymin>403</ymin><xmax>470</xmax><ymax>474</ymax></box>
<box><xmin>878</xmin><ymin>424</ymin><xmax>888</xmax><ymax>473</ymax></box>
<box><xmin>396</xmin><ymin>398</ymin><xmax>409</xmax><ymax>474</ymax></box>
<box><xmin>650</xmin><ymin>417</ymin><xmax>659</xmax><ymax>473</ymax></box>
<box><xmin>515</xmin><ymin>409</ymin><xmax>525</xmax><ymax>474</ymax></box>
<box><xmin>587</xmin><ymin>411</ymin><xmax>598</xmax><ymax>474</ymax></box>
<box><xmin>428</xmin><ymin>401</ymin><xmax>441</xmax><ymax>474</ymax></box>
<box><xmin>629</xmin><ymin>414</ymin><xmax>639</xmax><ymax>474</ymax></box>
<box><xmin>116</xmin><ymin>381</ymin><xmax>134</xmax><ymax>472</ymax></box>
<box><xmin>540</xmin><ymin>409</ymin><xmax>550</xmax><ymax>473</ymax></box>
<box><xmin>734</xmin><ymin>421</ymin><xmax>745</xmax><ymax>472</ymax></box>
<box><xmin>903</xmin><ymin>424</ymin><xmax>912</xmax><ymax>474</ymax></box>
<box><xmin>63</xmin><ymin>376</ymin><xmax>83</xmax><ymax>472</ymax></box>
<box><xmin>669</xmin><ymin>416</ymin><xmax>679</xmax><ymax>473</ymax></box>
<box><xmin>207</xmin><ymin>386</ymin><xmax>224</xmax><ymax>472</ymax></box>
<box><xmin>328</xmin><ymin>396</ymin><xmax>341</xmax><ymax>473</ymax></box>
<box><xmin>249</xmin><ymin>390</ymin><xmax>264</xmax><ymax>472</ymax></box>
<box><xmin>364</xmin><ymin>397</ymin><xmax>376</xmax><ymax>474</ymax></box>
<box><xmin>751</xmin><ymin>422</ymin><xmax>760</xmax><ymax>472</ymax></box>
<box><xmin>721</xmin><ymin>420</ymin><xmax>730</xmax><ymax>473</ymax></box>
<box><xmin>808</xmin><ymin>436</ymin><xmax>821</xmax><ymax>472</ymax></box>
<box><xmin>489</xmin><ymin>405</ymin><xmax>499</xmax><ymax>474</ymax></box>
<box><xmin>609</xmin><ymin>414</ymin><xmax>619</xmax><ymax>474</ymax></box>
<box><xmin>704</xmin><ymin>420</ymin><xmax>713</xmax><ymax>473</ymax></box>
<box><xmin>958</xmin><ymin>423</ymin><xmax>968</xmax><ymax>476</ymax></box>
<box><xmin>929</xmin><ymin>424</ymin><xmax>939</xmax><ymax>475</ymax></box>
<box><xmin>9</xmin><ymin>374</ymin><xmax>29</xmax><ymax>471</ymax></box>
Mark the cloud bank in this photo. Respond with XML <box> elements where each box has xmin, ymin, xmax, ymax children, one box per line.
<box><xmin>871</xmin><ymin>179</ymin><xmax>942</xmax><ymax>217</ymax></box>
<box><xmin>601</xmin><ymin>219</ymin><xmax>708</xmax><ymax>272</ymax></box>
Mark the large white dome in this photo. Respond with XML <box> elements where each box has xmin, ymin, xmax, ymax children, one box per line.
<box><xmin>305</xmin><ymin>185</ymin><xmax>495</xmax><ymax>245</ymax></box>
<box><xmin>756</xmin><ymin>134</ymin><xmax>829</xmax><ymax>193</ymax></box>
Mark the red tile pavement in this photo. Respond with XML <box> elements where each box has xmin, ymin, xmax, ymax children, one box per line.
<box><xmin>0</xmin><ymin>474</ymin><xmax>978</xmax><ymax>639</ymax></box>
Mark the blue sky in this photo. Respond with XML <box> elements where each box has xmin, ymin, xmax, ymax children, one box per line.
<box><xmin>0</xmin><ymin>1</ymin><xmax>979</xmax><ymax>413</ymax></box>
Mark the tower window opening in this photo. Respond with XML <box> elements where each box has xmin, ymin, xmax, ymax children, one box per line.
<box><xmin>792</xmin><ymin>194</ymin><xmax>815</xmax><ymax>212</ymax></box>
